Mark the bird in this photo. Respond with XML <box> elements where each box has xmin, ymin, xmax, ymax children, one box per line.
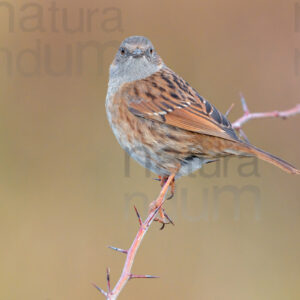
<box><xmin>106</xmin><ymin>36</ymin><xmax>299</xmax><ymax>227</ymax></box>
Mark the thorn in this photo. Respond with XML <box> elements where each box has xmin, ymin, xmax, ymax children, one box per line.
<box><xmin>240</xmin><ymin>93</ymin><xmax>249</xmax><ymax>114</ymax></box>
<box><xmin>164</xmin><ymin>212</ymin><xmax>175</xmax><ymax>226</ymax></box>
<box><xmin>108</xmin><ymin>246</ymin><xmax>128</xmax><ymax>254</ymax></box>
<box><xmin>153</xmin><ymin>175</ymin><xmax>162</xmax><ymax>182</ymax></box>
<box><xmin>134</xmin><ymin>205</ymin><xmax>143</xmax><ymax>226</ymax></box>
<box><xmin>239</xmin><ymin>128</ymin><xmax>250</xmax><ymax>143</ymax></box>
<box><xmin>167</xmin><ymin>177</ymin><xmax>176</xmax><ymax>200</ymax></box>
<box><xmin>106</xmin><ymin>268</ymin><xmax>111</xmax><ymax>293</ymax></box>
<box><xmin>92</xmin><ymin>283</ymin><xmax>107</xmax><ymax>297</ymax></box>
<box><xmin>130</xmin><ymin>274</ymin><xmax>159</xmax><ymax>279</ymax></box>
<box><xmin>225</xmin><ymin>103</ymin><xmax>235</xmax><ymax>117</ymax></box>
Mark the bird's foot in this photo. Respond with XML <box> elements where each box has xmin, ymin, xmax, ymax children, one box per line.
<box><xmin>154</xmin><ymin>207</ymin><xmax>174</xmax><ymax>230</ymax></box>
<box><xmin>150</xmin><ymin>174</ymin><xmax>177</xmax><ymax>230</ymax></box>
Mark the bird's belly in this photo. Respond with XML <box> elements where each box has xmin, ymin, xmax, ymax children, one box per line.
<box><xmin>176</xmin><ymin>156</ymin><xmax>211</xmax><ymax>177</ymax></box>
<box><xmin>106</xmin><ymin>94</ymin><xmax>210</xmax><ymax>177</ymax></box>
<box><xmin>109</xmin><ymin>119</ymin><xmax>177</xmax><ymax>175</ymax></box>
<box><xmin>109</xmin><ymin>118</ymin><xmax>209</xmax><ymax>177</ymax></box>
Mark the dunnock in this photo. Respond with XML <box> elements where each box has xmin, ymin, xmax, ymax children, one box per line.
<box><xmin>106</xmin><ymin>36</ymin><xmax>299</xmax><ymax>225</ymax></box>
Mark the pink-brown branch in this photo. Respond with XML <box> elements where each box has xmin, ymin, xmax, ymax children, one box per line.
<box><xmin>94</xmin><ymin>97</ymin><xmax>300</xmax><ymax>299</ymax></box>
<box><xmin>232</xmin><ymin>96</ymin><xmax>300</xmax><ymax>140</ymax></box>
<box><xmin>94</xmin><ymin>174</ymin><xmax>176</xmax><ymax>300</ymax></box>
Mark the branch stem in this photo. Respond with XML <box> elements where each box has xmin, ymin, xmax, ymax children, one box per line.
<box><xmin>106</xmin><ymin>173</ymin><xmax>176</xmax><ymax>300</ymax></box>
<box><xmin>232</xmin><ymin>104</ymin><xmax>300</xmax><ymax>130</ymax></box>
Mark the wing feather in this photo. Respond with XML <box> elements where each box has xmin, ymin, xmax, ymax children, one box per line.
<box><xmin>123</xmin><ymin>67</ymin><xmax>239</xmax><ymax>141</ymax></box>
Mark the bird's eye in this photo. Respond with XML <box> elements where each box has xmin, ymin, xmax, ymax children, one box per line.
<box><xmin>149</xmin><ymin>48</ymin><xmax>153</xmax><ymax>55</ymax></box>
<box><xmin>120</xmin><ymin>48</ymin><xmax>126</xmax><ymax>55</ymax></box>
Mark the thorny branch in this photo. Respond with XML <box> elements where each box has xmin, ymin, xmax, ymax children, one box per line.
<box><xmin>94</xmin><ymin>96</ymin><xmax>300</xmax><ymax>299</ymax></box>
<box><xmin>231</xmin><ymin>95</ymin><xmax>300</xmax><ymax>142</ymax></box>
<box><xmin>94</xmin><ymin>174</ymin><xmax>175</xmax><ymax>300</ymax></box>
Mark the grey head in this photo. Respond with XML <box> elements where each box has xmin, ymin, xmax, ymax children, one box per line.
<box><xmin>109</xmin><ymin>36</ymin><xmax>164</xmax><ymax>85</ymax></box>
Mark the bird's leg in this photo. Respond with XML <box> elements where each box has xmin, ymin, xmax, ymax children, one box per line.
<box><xmin>149</xmin><ymin>175</ymin><xmax>173</xmax><ymax>211</ymax></box>
<box><xmin>150</xmin><ymin>173</ymin><xmax>176</xmax><ymax>230</ymax></box>
<box><xmin>158</xmin><ymin>176</ymin><xmax>176</xmax><ymax>200</ymax></box>
<box><xmin>167</xmin><ymin>177</ymin><xmax>176</xmax><ymax>200</ymax></box>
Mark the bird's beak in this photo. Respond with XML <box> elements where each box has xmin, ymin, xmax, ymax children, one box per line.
<box><xmin>131</xmin><ymin>48</ymin><xmax>144</xmax><ymax>58</ymax></box>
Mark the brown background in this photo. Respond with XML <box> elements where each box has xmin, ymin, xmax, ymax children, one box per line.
<box><xmin>0</xmin><ymin>0</ymin><xmax>300</xmax><ymax>299</ymax></box>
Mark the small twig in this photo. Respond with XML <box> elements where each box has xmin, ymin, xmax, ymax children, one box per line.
<box><xmin>225</xmin><ymin>103</ymin><xmax>235</xmax><ymax>117</ymax></box>
<box><xmin>107</xmin><ymin>246</ymin><xmax>128</xmax><ymax>254</ymax></box>
<box><xmin>232</xmin><ymin>96</ymin><xmax>300</xmax><ymax>141</ymax></box>
<box><xmin>92</xmin><ymin>283</ymin><xmax>107</xmax><ymax>297</ymax></box>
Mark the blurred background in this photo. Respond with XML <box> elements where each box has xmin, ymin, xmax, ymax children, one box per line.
<box><xmin>0</xmin><ymin>0</ymin><xmax>299</xmax><ymax>299</ymax></box>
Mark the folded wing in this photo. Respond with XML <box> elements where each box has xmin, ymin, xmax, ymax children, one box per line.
<box><xmin>123</xmin><ymin>67</ymin><xmax>239</xmax><ymax>142</ymax></box>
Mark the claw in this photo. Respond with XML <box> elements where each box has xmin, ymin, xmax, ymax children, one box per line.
<box><xmin>167</xmin><ymin>193</ymin><xmax>174</xmax><ymax>200</ymax></box>
<box><xmin>154</xmin><ymin>207</ymin><xmax>174</xmax><ymax>230</ymax></box>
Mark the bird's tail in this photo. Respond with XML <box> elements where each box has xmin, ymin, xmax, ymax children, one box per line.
<box><xmin>238</xmin><ymin>142</ymin><xmax>300</xmax><ymax>175</ymax></box>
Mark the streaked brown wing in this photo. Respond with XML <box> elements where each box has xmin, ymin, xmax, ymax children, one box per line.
<box><xmin>124</xmin><ymin>67</ymin><xmax>239</xmax><ymax>141</ymax></box>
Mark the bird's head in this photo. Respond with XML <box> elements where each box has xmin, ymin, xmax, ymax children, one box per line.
<box><xmin>110</xmin><ymin>36</ymin><xmax>164</xmax><ymax>83</ymax></box>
